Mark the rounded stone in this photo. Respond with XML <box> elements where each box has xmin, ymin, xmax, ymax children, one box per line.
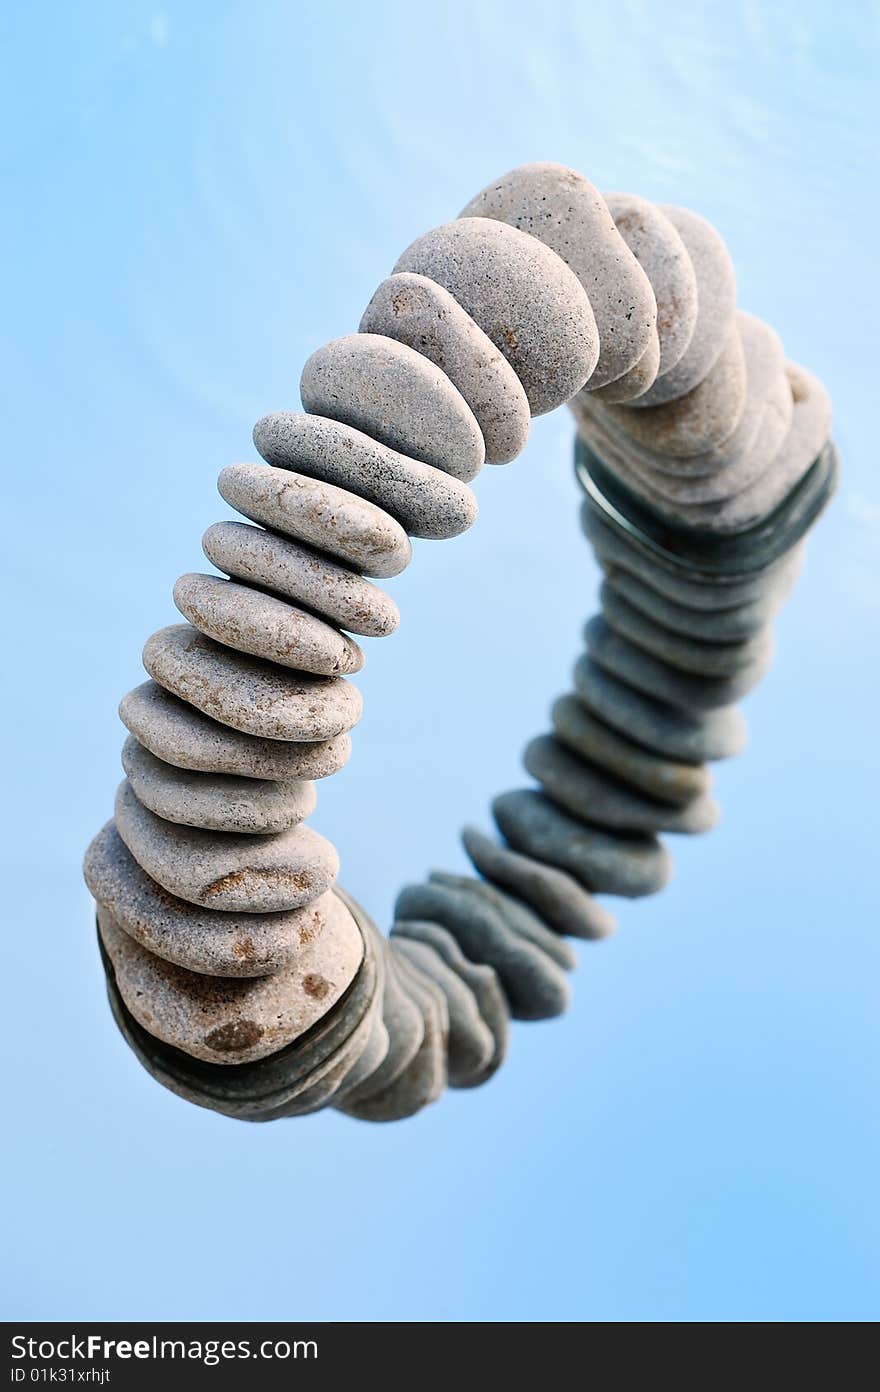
<box><xmin>460</xmin><ymin>162</ymin><xmax>654</xmax><ymax>388</ymax></box>
<box><xmin>585</xmin><ymin>614</ymin><xmax>771</xmax><ymax>709</ymax></box>
<box><xmin>586</xmin><ymin>330</ymin><xmax>660</xmax><ymax>404</ymax></box>
<box><xmin>597</xmin><ymin>565</ymin><xmax>784</xmax><ymax>643</ymax></box>
<box><xmin>121</xmin><ymin>735</ymin><xmax>316</xmax><ymax>834</ymax></box>
<box><xmin>524</xmin><ymin>734</ymin><xmax>719</xmax><ymax>835</ymax></box>
<box><xmin>98</xmin><ymin>895</ymin><xmax>363</xmax><ymax>1066</ymax></box>
<box><xmin>633</xmin><ymin>205</ymin><xmax>737</xmax><ymax>407</ymax></box>
<box><xmin>392</xmin><ymin>935</ymin><xmax>494</xmax><ymax>1089</ymax></box>
<box><xmin>172</xmin><ymin>572</ymin><xmax>363</xmax><ymax>677</ymax></box>
<box><xmin>394</xmin><ymin>214</ymin><xmax>599</xmax><ymax>414</ymax></box>
<box><xmin>120</xmin><ymin>681</ymin><xmax>352</xmax><ymax>781</ymax></box>
<box><xmin>492</xmin><ymin>789</ymin><xmax>671</xmax><ymax>898</ymax></box>
<box><xmin>551</xmin><ymin>695</ymin><xmax>711</xmax><ymax>804</ymax></box>
<box><xmin>335</xmin><ymin>937</ymin><xmax>424</xmax><ymax>1106</ymax></box>
<box><xmin>428</xmin><ymin>871</ymin><xmax>576</xmax><ymax>970</ymax></box>
<box><xmin>601</xmin><ymin>583</ymin><xmax>774</xmax><ymax>679</ymax></box>
<box><xmin>85</xmin><ymin>821</ymin><xmax>335</xmax><ymax>978</ymax></box>
<box><xmin>253</xmin><ymin>412</ymin><xmax>477</xmax><ymax>540</ymax></box>
<box><xmin>143</xmin><ymin>625</ymin><xmax>362</xmax><ymax>742</ymax></box>
<box><xmin>202</xmin><ymin>520</ymin><xmax>399</xmax><ymax>639</ymax></box>
<box><xmin>359</xmin><ymin>271</ymin><xmax>531</xmax><ymax>465</ymax></box>
<box><xmin>604</xmin><ymin>192</ymin><xmax>698</xmax><ymax>376</ymax></box>
<box><xmin>114</xmin><ymin>778</ymin><xmax>339</xmax><ymax>913</ymax></box>
<box><xmin>461</xmin><ymin>824</ymin><xmax>616</xmax><ymax>941</ymax></box>
<box><xmin>300</xmin><ymin>332</ymin><xmax>485</xmax><ymax>482</ymax></box>
<box><xmin>218</xmin><ymin>463</ymin><xmax>411</xmax><ymax>579</ymax></box>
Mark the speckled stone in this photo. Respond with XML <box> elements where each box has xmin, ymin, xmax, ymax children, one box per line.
<box><xmin>585</xmin><ymin>614</ymin><xmax>771</xmax><ymax>709</ymax></box>
<box><xmin>573</xmin><ymin>654</ymin><xmax>747</xmax><ymax>762</ymax></box>
<box><xmin>390</xmin><ymin>921</ymin><xmax>509</xmax><ymax>1086</ymax></box>
<box><xmin>253</xmin><ymin>412</ymin><xmax>477</xmax><ymax>540</ymax></box>
<box><xmin>428</xmin><ymin>871</ymin><xmax>576</xmax><ymax>970</ymax></box>
<box><xmin>121</xmin><ymin>735</ymin><xmax>316</xmax><ymax>834</ymax></box>
<box><xmin>604</xmin><ymin>192</ymin><xmax>698</xmax><ymax>377</ymax></box>
<box><xmin>460</xmin><ymin>162</ymin><xmax>654</xmax><ymax>388</ymax></box>
<box><xmin>492</xmin><ymin>789</ymin><xmax>671</xmax><ymax>898</ymax></box>
<box><xmin>334</xmin><ymin>937</ymin><xmax>425</xmax><ymax>1107</ymax></box>
<box><xmin>120</xmin><ymin>681</ymin><xmax>352</xmax><ymax>781</ymax></box>
<box><xmin>601</xmin><ymin>583</ymin><xmax>774</xmax><ymax>679</ymax></box>
<box><xmin>394</xmin><ymin>214</ymin><xmax>599</xmax><ymax>414</ymax></box>
<box><xmin>597</xmin><ymin>566</ymin><xmax>784</xmax><ymax>643</ymax></box>
<box><xmin>202</xmin><ymin>521</ymin><xmax>399</xmax><ymax>640</ymax></box>
<box><xmin>551</xmin><ymin>695</ymin><xmax>710</xmax><ymax>805</ymax></box>
<box><xmin>359</xmin><ymin>271</ymin><xmax>531</xmax><ymax>465</ymax></box>
<box><xmin>633</xmin><ymin>205</ymin><xmax>737</xmax><ymax>407</ymax></box>
<box><xmin>461</xmin><ymin>824</ymin><xmax>616</xmax><ymax>940</ymax></box>
<box><xmin>394</xmin><ymin>879</ymin><xmax>570</xmax><ymax>1020</ymax></box>
<box><xmin>524</xmin><ymin>734</ymin><xmax>719</xmax><ymax>835</ymax></box>
<box><xmin>393</xmin><ymin>935</ymin><xmax>494</xmax><ymax>1088</ymax></box>
<box><xmin>218</xmin><ymin>463</ymin><xmax>411</xmax><ymax>579</ymax></box>
<box><xmin>143</xmin><ymin>625</ymin><xmax>362</xmax><ymax>742</ymax></box>
<box><xmin>98</xmin><ymin>894</ymin><xmax>362</xmax><ymax>1065</ymax></box>
<box><xmin>300</xmin><ymin>333</ymin><xmax>485</xmax><ymax>482</ymax></box>
<box><xmin>586</xmin><ymin>330</ymin><xmax>660</xmax><ymax>404</ymax></box>
<box><xmin>114</xmin><ymin>779</ymin><xmax>338</xmax><ymax>913</ymax></box>
<box><xmin>84</xmin><ymin>820</ymin><xmax>334</xmax><ymax>978</ymax></box>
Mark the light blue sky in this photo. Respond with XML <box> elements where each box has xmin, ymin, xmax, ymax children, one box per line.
<box><xmin>2</xmin><ymin>0</ymin><xmax>877</xmax><ymax>1321</ymax></box>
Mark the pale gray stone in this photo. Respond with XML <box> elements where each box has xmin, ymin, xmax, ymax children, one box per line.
<box><xmin>586</xmin><ymin>330</ymin><xmax>660</xmax><ymax>404</ymax></box>
<box><xmin>253</xmin><ymin>411</ymin><xmax>477</xmax><ymax>540</ymax></box>
<box><xmin>460</xmin><ymin>162</ymin><xmax>654</xmax><ymax>388</ymax></box>
<box><xmin>597</xmin><ymin>566</ymin><xmax>785</xmax><ymax>643</ymax></box>
<box><xmin>551</xmin><ymin>694</ymin><xmax>711</xmax><ymax>805</ymax></box>
<box><xmin>300</xmin><ymin>332</ymin><xmax>485</xmax><ymax>482</ymax></box>
<box><xmin>428</xmin><ymin>871</ymin><xmax>575</xmax><ymax>969</ymax></box>
<box><xmin>601</xmin><ymin>583</ymin><xmax>774</xmax><ymax>679</ymax></box>
<box><xmin>393</xmin><ymin>936</ymin><xmax>494</xmax><ymax>1088</ymax></box>
<box><xmin>142</xmin><ymin>625</ymin><xmax>362</xmax><ymax>742</ymax></box>
<box><xmin>604</xmin><ymin>193</ymin><xmax>698</xmax><ymax>376</ymax></box>
<box><xmin>359</xmin><ymin>271</ymin><xmax>530</xmax><ymax>464</ymax></box>
<box><xmin>218</xmin><ymin>463</ymin><xmax>411</xmax><ymax>579</ymax></box>
<box><xmin>394</xmin><ymin>214</ymin><xmax>599</xmax><ymax>413</ymax></box>
<box><xmin>585</xmin><ymin>614</ymin><xmax>771</xmax><ymax>709</ymax></box>
<box><xmin>114</xmin><ymin>779</ymin><xmax>338</xmax><ymax>913</ymax></box>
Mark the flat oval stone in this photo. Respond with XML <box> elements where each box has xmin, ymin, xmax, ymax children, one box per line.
<box><xmin>461</xmin><ymin>824</ymin><xmax>616</xmax><ymax>940</ymax></box>
<box><xmin>601</xmin><ymin>583</ymin><xmax>774</xmax><ymax>679</ymax></box>
<box><xmin>300</xmin><ymin>332</ymin><xmax>485</xmax><ymax>482</ymax></box>
<box><xmin>394</xmin><ymin>215</ymin><xmax>598</xmax><ymax>414</ymax></box>
<box><xmin>597</xmin><ymin>566</ymin><xmax>784</xmax><ymax>643</ymax></box>
<box><xmin>573</xmin><ymin>654</ymin><xmax>747</xmax><ymax>762</ymax></box>
<box><xmin>85</xmin><ymin>821</ymin><xmax>335</xmax><ymax>977</ymax></box>
<box><xmin>391</xmin><ymin>921</ymin><xmax>508</xmax><ymax>1087</ymax></box>
<box><xmin>460</xmin><ymin>162</ymin><xmax>653</xmax><ymax>388</ymax></box>
<box><xmin>120</xmin><ymin>681</ymin><xmax>351</xmax><ymax>781</ymax></box>
<box><xmin>634</xmin><ymin>206</ymin><xmax>737</xmax><ymax>407</ymax></box>
<box><xmin>493</xmin><ymin>789</ymin><xmax>671</xmax><ymax>898</ymax></box>
<box><xmin>115</xmin><ymin>778</ymin><xmax>338</xmax><ymax>912</ymax></box>
<box><xmin>253</xmin><ymin>412</ymin><xmax>477</xmax><ymax>540</ymax></box>
<box><xmin>551</xmin><ymin>695</ymin><xmax>710</xmax><ymax>804</ymax></box>
<box><xmin>335</xmin><ymin>937</ymin><xmax>424</xmax><ymax>1106</ymax></box>
<box><xmin>604</xmin><ymin>193</ymin><xmax>698</xmax><ymax>376</ymax></box>
<box><xmin>393</xmin><ymin>935</ymin><xmax>494</xmax><ymax>1089</ymax></box>
<box><xmin>586</xmin><ymin>330</ymin><xmax>660</xmax><ymax>404</ymax></box>
<box><xmin>98</xmin><ymin>894</ymin><xmax>363</xmax><ymax>1065</ymax></box>
<box><xmin>428</xmin><ymin>871</ymin><xmax>575</xmax><ymax>970</ymax></box>
<box><xmin>524</xmin><ymin>734</ymin><xmax>718</xmax><ymax>835</ymax></box>
<box><xmin>121</xmin><ymin>735</ymin><xmax>315</xmax><ymax>834</ymax></box>
<box><xmin>394</xmin><ymin>879</ymin><xmax>570</xmax><ymax>1021</ymax></box>
<box><xmin>360</xmin><ymin>272</ymin><xmax>530</xmax><ymax>465</ymax></box>
<box><xmin>143</xmin><ymin>625</ymin><xmax>362</xmax><ymax>742</ymax></box>
<box><xmin>202</xmin><ymin>521</ymin><xmax>399</xmax><ymax>640</ymax></box>
<box><xmin>585</xmin><ymin>615</ymin><xmax>770</xmax><ymax>710</ymax></box>
<box><xmin>218</xmin><ymin>463</ymin><xmax>411</xmax><ymax>579</ymax></box>
<box><xmin>173</xmin><ymin>572</ymin><xmax>363</xmax><ymax>676</ymax></box>
<box><xmin>328</xmin><ymin>1003</ymin><xmax>390</xmax><ymax>1108</ymax></box>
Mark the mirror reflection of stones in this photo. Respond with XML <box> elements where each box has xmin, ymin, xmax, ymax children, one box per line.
<box><xmin>83</xmin><ymin>163</ymin><xmax>837</xmax><ymax>1122</ymax></box>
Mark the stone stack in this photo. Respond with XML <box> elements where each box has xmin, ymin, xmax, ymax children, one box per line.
<box><xmin>84</xmin><ymin>162</ymin><xmax>836</xmax><ymax>1122</ymax></box>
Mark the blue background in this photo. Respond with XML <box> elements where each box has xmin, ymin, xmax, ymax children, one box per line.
<box><xmin>2</xmin><ymin>0</ymin><xmax>877</xmax><ymax>1322</ymax></box>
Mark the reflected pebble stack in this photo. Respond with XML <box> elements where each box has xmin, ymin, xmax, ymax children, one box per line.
<box><xmin>84</xmin><ymin>162</ymin><xmax>836</xmax><ymax>1122</ymax></box>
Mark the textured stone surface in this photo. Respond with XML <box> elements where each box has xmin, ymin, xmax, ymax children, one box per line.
<box><xmin>114</xmin><ymin>779</ymin><xmax>338</xmax><ymax>912</ymax></box>
<box><xmin>218</xmin><ymin>463</ymin><xmax>411</xmax><ymax>578</ymax></box>
<box><xmin>84</xmin><ymin>821</ymin><xmax>335</xmax><ymax>978</ymax></box>
<box><xmin>585</xmin><ymin>614</ymin><xmax>771</xmax><ymax>710</ymax></box>
<box><xmin>492</xmin><ymin>789</ymin><xmax>671</xmax><ymax>898</ymax></box>
<box><xmin>604</xmin><ymin>192</ymin><xmax>698</xmax><ymax>376</ymax></box>
<box><xmin>300</xmin><ymin>332</ymin><xmax>485</xmax><ymax>482</ymax></box>
<box><xmin>461</xmin><ymin>162</ymin><xmax>654</xmax><ymax>388</ymax></box>
<box><xmin>98</xmin><ymin>895</ymin><xmax>362</xmax><ymax>1065</ymax></box>
<box><xmin>121</xmin><ymin>735</ymin><xmax>316</xmax><ymax>834</ymax></box>
<box><xmin>461</xmin><ymin>824</ymin><xmax>616</xmax><ymax>940</ymax></box>
<box><xmin>254</xmin><ymin>412</ymin><xmax>477</xmax><ymax>540</ymax></box>
<box><xmin>393</xmin><ymin>936</ymin><xmax>494</xmax><ymax>1088</ymax></box>
<box><xmin>120</xmin><ymin>681</ymin><xmax>352</xmax><ymax>781</ymax></box>
<box><xmin>428</xmin><ymin>871</ymin><xmax>576</xmax><ymax>969</ymax></box>
<box><xmin>359</xmin><ymin>271</ymin><xmax>530</xmax><ymax>465</ymax></box>
<box><xmin>394</xmin><ymin>215</ymin><xmax>599</xmax><ymax>413</ymax></box>
<box><xmin>524</xmin><ymin>734</ymin><xmax>719</xmax><ymax>835</ymax></box>
<box><xmin>143</xmin><ymin>625</ymin><xmax>362</xmax><ymax>742</ymax></box>
<box><xmin>587</xmin><ymin>326</ymin><xmax>660</xmax><ymax>404</ymax></box>
<box><xmin>552</xmin><ymin>694</ymin><xmax>710</xmax><ymax>805</ymax></box>
<box><xmin>203</xmin><ymin>520</ymin><xmax>400</xmax><ymax>639</ymax></box>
